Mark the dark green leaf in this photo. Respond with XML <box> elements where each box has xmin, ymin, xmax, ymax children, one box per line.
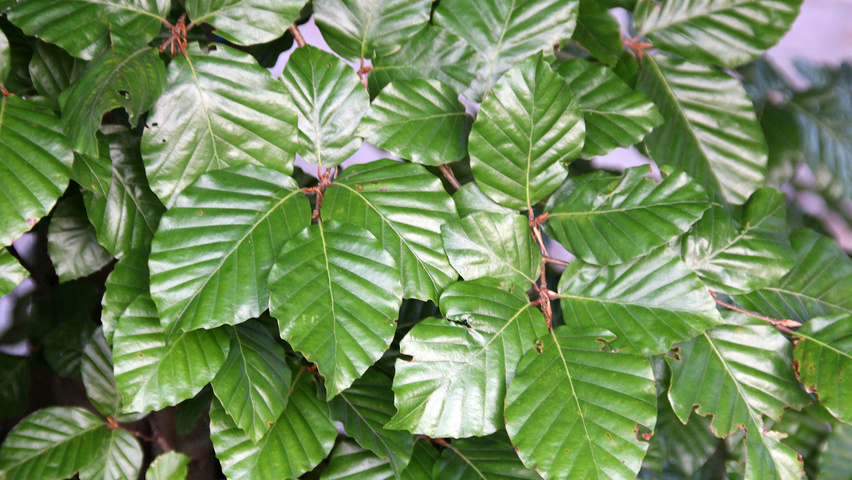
<box><xmin>146</xmin><ymin>451</ymin><xmax>191</xmax><ymax>480</ymax></box>
<box><xmin>558</xmin><ymin>248</ymin><xmax>722</xmax><ymax>355</ymax></box>
<box><xmin>175</xmin><ymin>386</ymin><xmax>214</xmax><ymax>436</ymax></box>
<box><xmin>42</xmin><ymin>319</ymin><xmax>97</xmax><ymax>378</ymax></box>
<box><xmin>313</xmin><ymin>0</ymin><xmax>430</xmax><ymax>60</ymax></box>
<box><xmin>78</xmin><ymin>428</ymin><xmax>143</xmax><ymax>480</ymax></box>
<box><xmin>400</xmin><ymin>439</ymin><xmax>437</xmax><ymax>480</ymax></box>
<box><xmin>322</xmin><ymin>440</ymin><xmax>394</xmax><ymax>480</ymax></box>
<box><xmin>546</xmin><ymin>166</ymin><xmax>709</xmax><ymax>265</ymax></box>
<box><xmin>0</xmin><ymin>248</ymin><xmax>28</xmax><ymax>297</ymax></box>
<box><xmin>211</xmin><ymin>321</ymin><xmax>291</xmax><ymax>443</ymax></box>
<box><xmin>572</xmin><ymin>1</ymin><xmax>623</xmax><ymax>67</ymax></box>
<box><xmin>819</xmin><ymin>423</ymin><xmax>852</xmax><ymax>480</ymax></box>
<box><xmin>323</xmin><ymin>160</ymin><xmax>459</xmax><ymax>302</ymax></box>
<box><xmin>433</xmin><ymin>431</ymin><xmax>540</xmax><ymax>480</ymax></box>
<box><xmin>100</xmin><ymin>248</ymin><xmax>149</xmax><ymax>345</ymax></box>
<box><xmin>71</xmin><ymin>142</ymin><xmax>112</xmax><ymax>198</ymax></box>
<box><xmin>149</xmin><ymin>165</ymin><xmax>310</xmax><ymax>332</ymax></box>
<box><xmin>185</xmin><ymin>0</ymin><xmax>304</xmax><ymax>46</ymax></box>
<box><xmin>112</xmin><ymin>295</ymin><xmax>230</xmax><ymax>414</ymax></box>
<box><xmin>0</xmin><ymin>353</ymin><xmax>28</xmax><ymax>417</ymax></box>
<box><xmin>793</xmin><ymin>314</ymin><xmax>852</xmax><ymax>424</ymax></box>
<box><xmin>552</xmin><ymin>59</ymin><xmax>663</xmax><ymax>158</ymax></box>
<box><xmin>505</xmin><ymin>327</ymin><xmax>657</xmax><ymax>480</ymax></box>
<box><xmin>388</xmin><ymin>278</ymin><xmax>546</xmax><ymax>437</ymax></box>
<box><xmin>141</xmin><ymin>45</ymin><xmax>298</xmax><ymax>207</ymax></box>
<box><xmin>59</xmin><ymin>40</ymin><xmax>166</xmax><ymax>157</ymax></box>
<box><xmin>452</xmin><ymin>183</ymin><xmax>516</xmax><ymax>218</ymax></box>
<box><xmin>679</xmin><ymin>188</ymin><xmax>795</xmax><ymax>295</ymax></box>
<box><xmin>269</xmin><ymin>221</ymin><xmax>402</xmax><ymax>398</ymax></box>
<box><xmin>280</xmin><ymin>45</ymin><xmax>369</xmax><ymax>168</ymax></box>
<box><xmin>654</xmin><ymin>398</ymin><xmax>719</xmax><ymax>476</ymax></box>
<box><xmin>29</xmin><ymin>40</ymin><xmax>86</xmax><ymax>103</ymax></box>
<box><xmin>210</xmin><ymin>368</ymin><xmax>337</xmax><ymax>480</ymax></box>
<box><xmin>441</xmin><ymin>212</ymin><xmax>541</xmax><ymax>286</ymax></box>
<box><xmin>638</xmin><ymin>55</ymin><xmax>767</xmax><ymax>204</ymax></box>
<box><xmin>434</xmin><ymin>0</ymin><xmax>579</xmax><ymax>101</ymax></box>
<box><xmin>0</xmin><ymin>406</ymin><xmax>108</xmax><ymax>480</ymax></box>
<box><xmin>81</xmin><ymin>327</ymin><xmax>142</xmax><ymax>421</ymax></box>
<box><xmin>358</xmin><ymin>79</ymin><xmax>472</xmax><ymax>166</ymax></box>
<box><xmin>47</xmin><ymin>193</ymin><xmax>113</xmax><ymax>282</ymax></box>
<box><xmin>0</xmin><ymin>96</ymin><xmax>73</xmax><ymax>247</ymax></box>
<box><xmin>469</xmin><ymin>53</ymin><xmax>584</xmax><ymax>210</ymax></box>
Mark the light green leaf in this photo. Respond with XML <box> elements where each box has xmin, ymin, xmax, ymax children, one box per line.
<box><xmin>185</xmin><ymin>0</ymin><xmax>304</xmax><ymax>46</ymax></box>
<box><xmin>638</xmin><ymin>55</ymin><xmax>768</xmax><ymax>204</ymax></box>
<box><xmin>59</xmin><ymin>40</ymin><xmax>166</xmax><ymax>157</ymax></box>
<box><xmin>441</xmin><ymin>212</ymin><xmax>541</xmax><ymax>287</ymax></box>
<box><xmin>387</xmin><ymin>278</ymin><xmax>546</xmax><ymax>437</ymax></box>
<box><xmin>0</xmin><ymin>96</ymin><xmax>73</xmax><ymax>247</ymax></box>
<box><xmin>322</xmin><ymin>441</ymin><xmax>394</xmax><ymax>480</ymax></box>
<box><xmin>101</xmin><ymin>248</ymin><xmax>149</xmax><ymax>345</ymax></box>
<box><xmin>210</xmin><ymin>368</ymin><xmax>337</xmax><ymax>480</ymax></box>
<box><xmin>0</xmin><ymin>29</ymin><xmax>10</xmax><ymax>84</ymax></box>
<box><xmin>400</xmin><ymin>439</ymin><xmax>437</xmax><ymax>480</ymax></box>
<box><xmin>819</xmin><ymin>423</ymin><xmax>852</xmax><ymax>480</ymax></box>
<box><xmin>280</xmin><ymin>45</ymin><xmax>369</xmax><ymax>168</ymax></box>
<box><xmin>0</xmin><ymin>406</ymin><xmax>108</xmax><ymax>480</ymax></box>
<box><xmin>330</xmin><ymin>368</ymin><xmax>414</xmax><ymax>477</ymax></box>
<box><xmin>146</xmin><ymin>451</ymin><xmax>191</xmax><ymax>480</ymax></box>
<box><xmin>0</xmin><ymin>353</ymin><xmax>28</xmax><ymax>416</ymax></box>
<box><xmin>83</xmin><ymin>126</ymin><xmax>166</xmax><ymax>258</ymax></box>
<box><xmin>141</xmin><ymin>45</ymin><xmax>298</xmax><ymax>207</ymax></box>
<box><xmin>82</xmin><ymin>327</ymin><xmax>141</xmax><ymax>422</ymax></box>
<box><xmin>211</xmin><ymin>321</ymin><xmax>291</xmax><ymax>443</ymax></box>
<box><xmin>635</xmin><ymin>0</ymin><xmax>803</xmax><ymax>68</ymax></box>
<box><xmin>29</xmin><ymin>40</ymin><xmax>87</xmax><ymax>103</ymax></box>
<box><xmin>546</xmin><ymin>166</ymin><xmax>709</xmax><ymax>265</ymax></box>
<box><xmin>505</xmin><ymin>327</ymin><xmax>657</xmax><ymax>480</ymax></box>
<box><xmin>314</xmin><ymin>0</ymin><xmax>431</xmax><ymax>60</ymax></box>
<box><xmin>736</xmin><ymin>229</ymin><xmax>852</xmax><ymax>322</ymax></box>
<box><xmin>113</xmin><ymin>295</ymin><xmax>231</xmax><ymax>414</ymax></box>
<box><xmin>78</xmin><ymin>428</ymin><xmax>143</xmax><ymax>480</ymax></box>
<box><xmin>469</xmin><ymin>53</ymin><xmax>584</xmax><ymax>210</ymax></box>
<box><xmin>0</xmin><ymin>248</ymin><xmax>28</xmax><ymax>297</ymax></box>
<box><xmin>433</xmin><ymin>431</ymin><xmax>540</xmax><ymax>480</ymax></box>
<box><xmin>558</xmin><ymin>247</ymin><xmax>722</xmax><ymax>355</ymax></box>
<box><xmin>434</xmin><ymin>0</ymin><xmax>579</xmax><ymax>101</ymax></box>
<box><xmin>793</xmin><ymin>314</ymin><xmax>852</xmax><ymax>424</ymax></box>
<box><xmin>452</xmin><ymin>183</ymin><xmax>516</xmax><ymax>218</ymax></box>
<box><xmin>572</xmin><ymin>0</ymin><xmax>623</xmax><ymax>67</ymax></box>
<box><xmin>149</xmin><ymin>165</ymin><xmax>310</xmax><ymax>332</ymax></box>
<box><xmin>552</xmin><ymin>59</ymin><xmax>663</xmax><ymax>159</ymax></box>
<box><xmin>679</xmin><ymin>188</ymin><xmax>794</xmax><ymax>295</ymax></box>
<box><xmin>368</xmin><ymin>26</ymin><xmax>480</xmax><ymax>98</ymax></box>
<box><xmin>323</xmin><ymin>160</ymin><xmax>459</xmax><ymax>302</ymax></box>
<box><xmin>6</xmin><ymin>0</ymin><xmax>169</xmax><ymax>60</ymax></box>
<box><xmin>667</xmin><ymin>314</ymin><xmax>811</xmax><ymax>480</ymax></box>
<box><xmin>269</xmin><ymin>221</ymin><xmax>402</xmax><ymax>398</ymax></box>
<box><xmin>47</xmin><ymin>193</ymin><xmax>113</xmax><ymax>282</ymax></box>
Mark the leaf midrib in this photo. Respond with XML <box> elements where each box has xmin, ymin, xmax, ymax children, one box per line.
<box><xmin>690</xmin><ymin>200</ymin><xmax>785</xmax><ymax>269</ymax></box>
<box><xmin>639</xmin><ymin>0</ymin><xmax>774</xmax><ymax>36</ymax></box>
<box><xmin>548</xmin><ymin>200</ymin><xmax>707</xmax><ymax>218</ymax></box>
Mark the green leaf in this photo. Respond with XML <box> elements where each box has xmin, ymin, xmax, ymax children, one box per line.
<box><xmin>387</xmin><ymin>278</ymin><xmax>546</xmax><ymax>437</ymax></box>
<box><xmin>210</xmin><ymin>368</ymin><xmax>337</xmax><ymax>480</ymax></box>
<box><xmin>546</xmin><ymin>166</ymin><xmax>709</xmax><ymax>265</ymax></box>
<box><xmin>78</xmin><ymin>428</ymin><xmax>143</xmax><ymax>480</ymax></box>
<box><xmin>440</xmin><ymin>212</ymin><xmax>541</xmax><ymax>287</ymax></box>
<box><xmin>146</xmin><ymin>451</ymin><xmax>191</xmax><ymax>480</ymax></box>
<box><xmin>47</xmin><ymin>193</ymin><xmax>113</xmax><ymax>282</ymax></box>
<box><xmin>149</xmin><ymin>165</ymin><xmax>310</xmax><ymax>332</ymax></box>
<box><xmin>6</xmin><ymin>0</ymin><xmax>168</xmax><ymax>60</ymax></box>
<box><xmin>558</xmin><ymin>248</ymin><xmax>722</xmax><ymax>355</ymax></box>
<box><xmin>654</xmin><ymin>400</ymin><xmax>719</xmax><ymax>476</ymax></box>
<box><xmin>141</xmin><ymin>44</ymin><xmax>298</xmax><ymax>207</ymax></box>
<box><xmin>42</xmin><ymin>319</ymin><xmax>97</xmax><ymax>378</ymax></box>
<box><xmin>400</xmin><ymin>439</ymin><xmax>437</xmax><ymax>480</ymax></box>
<box><xmin>269</xmin><ymin>221</ymin><xmax>402</xmax><ymax>398</ymax></box>
<box><xmin>818</xmin><ymin>423</ymin><xmax>852</xmax><ymax>480</ymax></box>
<box><xmin>59</xmin><ymin>40</ymin><xmax>166</xmax><ymax>157</ymax></box>
<box><xmin>112</xmin><ymin>295</ymin><xmax>231</xmax><ymax>414</ymax></box>
<box><xmin>71</xmin><ymin>143</ymin><xmax>112</xmax><ymax>198</ymax></box>
<box><xmin>0</xmin><ymin>353</ymin><xmax>28</xmax><ymax>417</ymax></box>
<box><xmin>280</xmin><ymin>45</ymin><xmax>369</xmax><ymax>168</ymax></box>
<box><xmin>175</xmin><ymin>386</ymin><xmax>214</xmax><ymax>436</ymax></box>
<box><xmin>185</xmin><ymin>0</ymin><xmax>304</xmax><ymax>46</ymax></box>
<box><xmin>433</xmin><ymin>431</ymin><xmax>540</xmax><ymax>480</ymax></box>
<box><xmin>434</xmin><ymin>0</ymin><xmax>579</xmax><ymax>101</ymax></box>
<box><xmin>793</xmin><ymin>314</ymin><xmax>852</xmax><ymax>424</ymax></box>
<box><xmin>358</xmin><ymin>79</ymin><xmax>472</xmax><ymax>166</ymax></box>
<box><xmin>313</xmin><ymin>0</ymin><xmax>431</xmax><ymax>60</ymax></box>
<box><xmin>736</xmin><ymin>229</ymin><xmax>852</xmax><ymax>322</ymax></box>
<box><xmin>323</xmin><ymin>160</ymin><xmax>459</xmax><ymax>302</ymax></box>
<box><xmin>0</xmin><ymin>248</ymin><xmax>28</xmax><ymax>297</ymax></box>
<box><xmin>82</xmin><ymin>127</ymin><xmax>165</xmax><ymax>257</ymax></box>
<box><xmin>679</xmin><ymin>188</ymin><xmax>795</xmax><ymax>295</ymax></box>
<box><xmin>81</xmin><ymin>328</ymin><xmax>131</xmax><ymax>420</ymax></box>
<box><xmin>452</xmin><ymin>183</ymin><xmax>516</xmax><ymax>218</ymax></box>
<box><xmin>0</xmin><ymin>406</ymin><xmax>108</xmax><ymax>480</ymax></box>
<box><xmin>211</xmin><ymin>321</ymin><xmax>291</xmax><ymax>443</ymax></box>
<box><xmin>637</xmin><ymin>55</ymin><xmax>768</xmax><ymax>204</ymax></box>
<box><xmin>0</xmin><ymin>29</ymin><xmax>10</xmax><ymax>84</ymax></box>
<box><xmin>635</xmin><ymin>0</ymin><xmax>803</xmax><ymax>68</ymax></box>
<box><xmin>667</xmin><ymin>314</ymin><xmax>811</xmax><ymax>480</ymax></box>
<box><xmin>101</xmin><ymin>248</ymin><xmax>149</xmax><ymax>345</ymax></box>
<box><xmin>322</xmin><ymin>440</ymin><xmax>394</xmax><ymax>480</ymax></box>
<box><xmin>469</xmin><ymin>53</ymin><xmax>584</xmax><ymax>210</ymax></box>
<box><xmin>572</xmin><ymin>0</ymin><xmax>623</xmax><ymax>67</ymax></box>
<box><xmin>552</xmin><ymin>59</ymin><xmax>663</xmax><ymax>159</ymax></box>
<box><xmin>29</xmin><ymin>40</ymin><xmax>86</xmax><ymax>103</ymax></box>
<box><xmin>505</xmin><ymin>327</ymin><xmax>657</xmax><ymax>480</ymax></box>
<box><xmin>0</xmin><ymin>96</ymin><xmax>73</xmax><ymax>247</ymax></box>
<box><xmin>367</xmin><ymin>26</ymin><xmax>480</xmax><ymax>98</ymax></box>
<box><xmin>330</xmin><ymin>368</ymin><xmax>414</xmax><ymax>477</ymax></box>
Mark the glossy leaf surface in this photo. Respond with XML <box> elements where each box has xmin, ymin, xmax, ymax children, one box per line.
<box><xmin>145</xmin><ymin>451</ymin><xmax>191</xmax><ymax>480</ymax></box>
<box><xmin>322</xmin><ymin>441</ymin><xmax>394</xmax><ymax>480</ymax></box>
<box><xmin>572</xmin><ymin>1</ymin><xmax>622</xmax><ymax>67</ymax></box>
<box><xmin>433</xmin><ymin>432</ymin><xmax>540</xmax><ymax>480</ymax></box>
<box><xmin>78</xmin><ymin>428</ymin><xmax>142</xmax><ymax>480</ymax></box>
<box><xmin>100</xmin><ymin>248</ymin><xmax>149</xmax><ymax>345</ymax></box>
<box><xmin>47</xmin><ymin>194</ymin><xmax>113</xmax><ymax>282</ymax></box>
<box><xmin>185</xmin><ymin>0</ymin><xmax>304</xmax><ymax>46</ymax></box>
<box><xmin>0</xmin><ymin>248</ymin><xmax>28</xmax><ymax>297</ymax></box>
<box><xmin>793</xmin><ymin>314</ymin><xmax>852</xmax><ymax>423</ymax></box>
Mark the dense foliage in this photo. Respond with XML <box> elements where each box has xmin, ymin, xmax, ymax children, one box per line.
<box><xmin>0</xmin><ymin>0</ymin><xmax>851</xmax><ymax>479</ymax></box>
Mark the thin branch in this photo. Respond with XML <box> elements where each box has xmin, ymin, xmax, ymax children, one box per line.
<box><xmin>159</xmin><ymin>13</ymin><xmax>188</xmax><ymax>57</ymax></box>
<box><xmin>289</xmin><ymin>23</ymin><xmax>306</xmax><ymax>47</ymax></box>
<box><xmin>542</xmin><ymin>255</ymin><xmax>569</xmax><ymax>267</ymax></box>
<box><xmin>710</xmin><ymin>292</ymin><xmax>802</xmax><ymax>329</ymax></box>
<box><xmin>358</xmin><ymin>57</ymin><xmax>371</xmax><ymax>89</ymax></box>
<box><xmin>438</xmin><ymin>164</ymin><xmax>461</xmax><ymax>191</ymax></box>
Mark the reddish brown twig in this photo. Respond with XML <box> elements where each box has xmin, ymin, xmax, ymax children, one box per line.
<box><xmin>301</xmin><ymin>165</ymin><xmax>336</xmax><ymax>220</ymax></box>
<box><xmin>358</xmin><ymin>58</ymin><xmax>371</xmax><ymax>89</ymax></box>
<box><xmin>159</xmin><ymin>13</ymin><xmax>188</xmax><ymax>57</ymax></box>
<box><xmin>528</xmin><ymin>210</ymin><xmax>554</xmax><ymax>329</ymax></box>
<box><xmin>623</xmin><ymin>35</ymin><xmax>653</xmax><ymax>60</ymax></box>
<box><xmin>438</xmin><ymin>164</ymin><xmax>461</xmax><ymax>191</ymax></box>
<box><xmin>289</xmin><ymin>23</ymin><xmax>306</xmax><ymax>47</ymax></box>
<box><xmin>542</xmin><ymin>255</ymin><xmax>569</xmax><ymax>267</ymax></box>
<box><xmin>709</xmin><ymin>291</ymin><xmax>802</xmax><ymax>330</ymax></box>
